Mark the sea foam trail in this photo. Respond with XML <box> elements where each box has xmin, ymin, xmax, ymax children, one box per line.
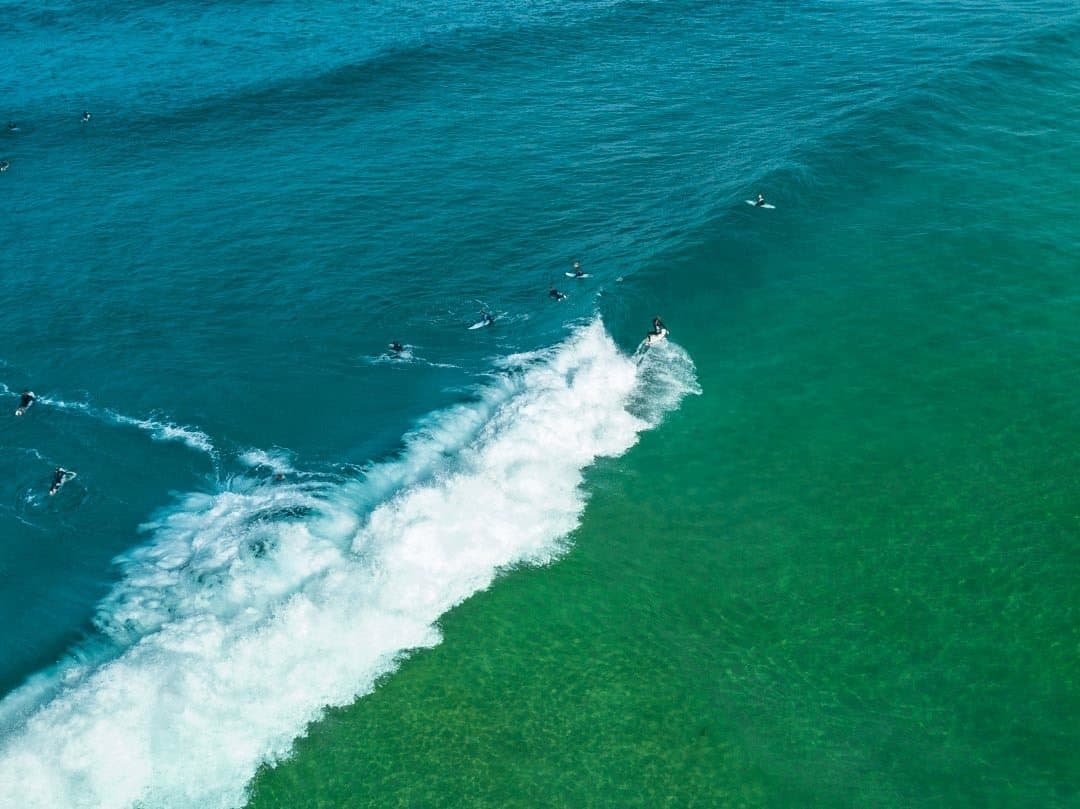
<box><xmin>0</xmin><ymin>382</ymin><xmax>216</xmax><ymax>458</ymax></box>
<box><xmin>104</xmin><ymin>411</ymin><xmax>216</xmax><ymax>457</ymax></box>
<box><xmin>0</xmin><ymin>320</ymin><xmax>700</xmax><ymax>809</ymax></box>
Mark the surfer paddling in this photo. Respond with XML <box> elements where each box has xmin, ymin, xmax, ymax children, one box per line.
<box><xmin>49</xmin><ymin>467</ymin><xmax>76</xmax><ymax>496</ymax></box>
<box><xmin>15</xmin><ymin>390</ymin><xmax>35</xmax><ymax>416</ymax></box>
<box><xmin>549</xmin><ymin>286</ymin><xmax>566</xmax><ymax>301</ymax></box>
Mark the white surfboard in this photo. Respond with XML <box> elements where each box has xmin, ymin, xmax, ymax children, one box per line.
<box><xmin>746</xmin><ymin>200</ymin><xmax>776</xmax><ymax>209</ymax></box>
<box><xmin>565</xmin><ymin>272</ymin><xmax>591</xmax><ymax>278</ymax></box>
<box><xmin>15</xmin><ymin>392</ymin><xmax>35</xmax><ymax>416</ymax></box>
<box><xmin>49</xmin><ymin>470</ymin><xmax>76</xmax><ymax>496</ymax></box>
<box><xmin>469</xmin><ymin>318</ymin><xmax>492</xmax><ymax>330</ymax></box>
<box><xmin>644</xmin><ymin>328</ymin><xmax>668</xmax><ymax>346</ymax></box>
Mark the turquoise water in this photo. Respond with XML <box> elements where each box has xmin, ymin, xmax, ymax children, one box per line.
<box><xmin>1</xmin><ymin>1</ymin><xmax>1078</xmax><ymax>807</ymax></box>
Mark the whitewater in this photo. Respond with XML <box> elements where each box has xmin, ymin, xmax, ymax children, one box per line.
<box><xmin>0</xmin><ymin>321</ymin><xmax>699</xmax><ymax>809</ymax></box>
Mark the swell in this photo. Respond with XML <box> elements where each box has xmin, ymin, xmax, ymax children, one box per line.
<box><xmin>3</xmin><ymin>0</ymin><xmax>678</xmax><ymax>133</ymax></box>
<box><xmin>141</xmin><ymin>0</ymin><xmax>1080</xmax><ymax>139</ymax></box>
<box><xmin>686</xmin><ymin>7</ymin><xmax>1080</xmax><ymax>244</ymax></box>
<box><xmin>834</xmin><ymin>11</ymin><xmax>1076</xmax><ymax>162</ymax></box>
<box><xmin>140</xmin><ymin>1</ymin><xmax>705</xmax><ymax>133</ymax></box>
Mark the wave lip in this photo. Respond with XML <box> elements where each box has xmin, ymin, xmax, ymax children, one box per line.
<box><xmin>0</xmin><ymin>319</ymin><xmax>699</xmax><ymax>809</ymax></box>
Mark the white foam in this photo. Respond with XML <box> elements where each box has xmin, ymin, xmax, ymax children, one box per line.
<box><xmin>1</xmin><ymin>383</ymin><xmax>217</xmax><ymax>458</ymax></box>
<box><xmin>628</xmin><ymin>338</ymin><xmax>703</xmax><ymax>425</ymax></box>
<box><xmin>0</xmin><ymin>319</ymin><xmax>700</xmax><ymax>809</ymax></box>
<box><xmin>104</xmin><ymin>411</ymin><xmax>216</xmax><ymax>456</ymax></box>
<box><xmin>238</xmin><ymin>449</ymin><xmax>296</xmax><ymax>477</ymax></box>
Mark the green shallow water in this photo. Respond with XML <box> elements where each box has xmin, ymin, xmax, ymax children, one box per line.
<box><xmin>247</xmin><ymin>31</ymin><xmax>1079</xmax><ymax>809</ymax></box>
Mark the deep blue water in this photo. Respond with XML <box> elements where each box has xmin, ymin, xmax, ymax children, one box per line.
<box><xmin>1</xmin><ymin>1</ymin><xmax>1078</xmax><ymax>806</ymax></box>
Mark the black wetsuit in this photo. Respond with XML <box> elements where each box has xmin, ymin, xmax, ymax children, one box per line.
<box><xmin>49</xmin><ymin>468</ymin><xmax>71</xmax><ymax>495</ymax></box>
<box><xmin>19</xmin><ymin>391</ymin><xmax>34</xmax><ymax>409</ymax></box>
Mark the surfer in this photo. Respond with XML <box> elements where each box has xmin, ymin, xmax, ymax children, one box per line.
<box><xmin>0</xmin><ymin>160</ymin><xmax>9</xmax><ymax>173</ymax></box>
<box><xmin>49</xmin><ymin>467</ymin><xmax>75</xmax><ymax>496</ymax></box>
<box><xmin>571</xmin><ymin>261</ymin><xmax>585</xmax><ymax>278</ymax></box>
<box><xmin>81</xmin><ymin>111</ymin><xmax>91</xmax><ymax>123</ymax></box>
<box><xmin>549</xmin><ymin>287</ymin><xmax>566</xmax><ymax>301</ymax></box>
<box><xmin>481</xmin><ymin>309</ymin><xmax>495</xmax><ymax>326</ymax></box>
<box><xmin>651</xmin><ymin>316</ymin><xmax>666</xmax><ymax>335</ymax></box>
<box><xmin>755</xmin><ymin>194</ymin><xmax>766</xmax><ymax>207</ymax></box>
<box><xmin>16</xmin><ymin>390</ymin><xmax>35</xmax><ymax>416</ymax></box>
<box><xmin>389</xmin><ymin>341</ymin><xmax>405</xmax><ymax>353</ymax></box>
<box><xmin>6</xmin><ymin>122</ymin><xmax>17</xmax><ymax>132</ymax></box>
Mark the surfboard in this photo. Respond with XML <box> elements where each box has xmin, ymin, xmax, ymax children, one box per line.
<box><xmin>469</xmin><ymin>318</ymin><xmax>492</xmax><ymax>330</ymax></box>
<box><xmin>15</xmin><ymin>393</ymin><xmax>34</xmax><ymax>416</ymax></box>
<box><xmin>565</xmin><ymin>272</ymin><xmax>591</xmax><ymax>278</ymax></box>
<box><xmin>746</xmin><ymin>200</ymin><xmax>776</xmax><ymax>209</ymax></box>
<box><xmin>49</xmin><ymin>471</ymin><xmax>76</xmax><ymax>496</ymax></box>
<box><xmin>644</xmin><ymin>328</ymin><xmax>668</xmax><ymax>346</ymax></box>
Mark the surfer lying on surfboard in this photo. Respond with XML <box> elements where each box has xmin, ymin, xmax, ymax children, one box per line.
<box><xmin>755</xmin><ymin>193</ymin><xmax>766</xmax><ymax>207</ymax></box>
<box><xmin>49</xmin><ymin>467</ymin><xmax>76</xmax><ymax>496</ymax></box>
<box><xmin>549</xmin><ymin>287</ymin><xmax>566</xmax><ymax>301</ymax></box>
<box><xmin>16</xmin><ymin>390</ymin><xmax>35</xmax><ymax>416</ymax></box>
<box><xmin>468</xmin><ymin>308</ymin><xmax>496</xmax><ymax>329</ymax></box>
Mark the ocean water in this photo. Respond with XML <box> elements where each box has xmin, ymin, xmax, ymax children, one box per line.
<box><xmin>1</xmin><ymin>1</ymin><xmax>1078</xmax><ymax>807</ymax></box>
